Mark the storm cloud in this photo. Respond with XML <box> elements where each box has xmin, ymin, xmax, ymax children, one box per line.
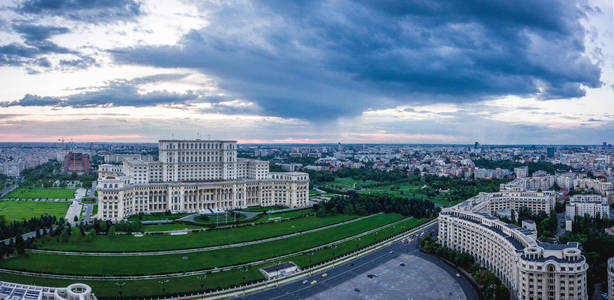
<box><xmin>111</xmin><ymin>0</ymin><xmax>602</xmax><ymax>121</ymax></box>
<box><xmin>18</xmin><ymin>0</ymin><xmax>142</xmax><ymax>23</ymax></box>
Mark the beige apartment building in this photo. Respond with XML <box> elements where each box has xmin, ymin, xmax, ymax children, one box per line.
<box><xmin>96</xmin><ymin>140</ymin><xmax>309</xmax><ymax>221</ymax></box>
<box><xmin>439</xmin><ymin>194</ymin><xmax>588</xmax><ymax>300</ymax></box>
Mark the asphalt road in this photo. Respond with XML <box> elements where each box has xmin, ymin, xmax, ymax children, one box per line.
<box><xmin>234</xmin><ymin>224</ymin><xmax>478</xmax><ymax>300</ymax></box>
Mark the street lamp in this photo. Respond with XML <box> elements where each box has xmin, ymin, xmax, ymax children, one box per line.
<box><xmin>241</xmin><ymin>266</ymin><xmax>249</xmax><ymax>285</ymax></box>
<box><xmin>158</xmin><ymin>279</ymin><xmax>169</xmax><ymax>294</ymax></box>
<box><xmin>197</xmin><ymin>273</ymin><xmax>207</xmax><ymax>290</ymax></box>
<box><xmin>332</xmin><ymin>245</ymin><xmax>338</xmax><ymax>258</ymax></box>
<box><xmin>115</xmin><ymin>281</ymin><xmax>126</xmax><ymax>297</ymax></box>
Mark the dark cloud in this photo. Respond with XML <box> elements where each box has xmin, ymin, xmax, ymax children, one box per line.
<box><xmin>112</xmin><ymin>0</ymin><xmax>601</xmax><ymax>121</ymax></box>
<box><xmin>0</xmin><ymin>23</ymin><xmax>95</xmax><ymax>70</ymax></box>
<box><xmin>19</xmin><ymin>0</ymin><xmax>142</xmax><ymax>22</ymax></box>
<box><xmin>3</xmin><ymin>73</ymin><xmax>209</xmax><ymax>108</ymax></box>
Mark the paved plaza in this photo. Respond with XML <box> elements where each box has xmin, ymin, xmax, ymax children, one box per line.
<box><xmin>307</xmin><ymin>253</ymin><xmax>467</xmax><ymax>300</ymax></box>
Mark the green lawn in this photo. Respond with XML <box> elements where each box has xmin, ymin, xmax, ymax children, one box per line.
<box><xmin>37</xmin><ymin>214</ymin><xmax>358</xmax><ymax>252</ymax></box>
<box><xmin>2</xmin><ymin>188</ymin><xmax>75</xmax><ymax>200</ymax></box>
<box><xmin>0</xmin><ymin>266</ymin><xmax>266</xmax><ymax>298</ymax></box>
<box><xmin>324</xmin><ymin>177</ymin><xmax>456</xmax><ymax>206</ymax></box>
<box><xmin>190</xmin><ymin>213</ymin><xmax>247</xmax><ymax>225</ymax></box>
<box><xmin>0</xmin><ymin>201</ymin><xmax>69</xmax><ymax>223</ymax></box>
<box><xmin>142</xmin><ymin>223</ymin><xmax>207</xmax><ymax>232</ymax></box>
<box><xmin>127</xmin><ymin>213</ymin><xmax>190</xmax><ymax>222</ymax></box>
<box><xmin>262</xmin><ymin>208</ymin><xmax>312</xmax><ymax>220</ymax></box>
<box><xmin>7</xmin><ymin>214</ymin><xmax>404</xmax><ymax>275</ymax></box>
<box><xmin>0</xmin><ymin>216</ymin><xmax>428</xmax><ymax>297</ymax></box>
<box><xmin>238</xmin><ymin>205</ymin><xmax>287</xmax><ymax>212</ymax></box>
<box><xmin>322</xmin><ymin>177</ymin><xmax>382</xmax><ymax>190</ymax></box>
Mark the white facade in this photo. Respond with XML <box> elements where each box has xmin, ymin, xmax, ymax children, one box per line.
<box><xmin>484</xmin><ymin>191</ymin><xmax>556</xmax><ymax>216</ymax></box>
<box><xmin>0</xmin><ymin>281</ymin><xmax>95</xmax><ymax>300</ymax></box>
<box><xmin>96</xmin><ymin>140</ymin><xmax>310</xmax><ymax>221</ymax></box>
<box><xmin>565</xmin><ymin>194</ymin><xmax>610</xmax><ymax>219</ymax></box>
<box><xmin>439</xmin><ymin>193</ymin><xmax>588</xmax><ymax>300</ymax></box>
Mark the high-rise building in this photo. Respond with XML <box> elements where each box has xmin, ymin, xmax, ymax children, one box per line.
<box><xmin>546</xmin><ymin>147</ymin><xmax>555</xmax><ymax>158</ymax></box>
<box><xmin>96</xmin><ymin>140</ymin><xmax>310</xmax><ymax>221</ymax></box>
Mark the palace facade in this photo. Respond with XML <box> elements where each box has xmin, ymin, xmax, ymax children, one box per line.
<box><xmin>96</xmin><ymin>140</ymin><xmax>309</xmax><ymax>221</ymax></box>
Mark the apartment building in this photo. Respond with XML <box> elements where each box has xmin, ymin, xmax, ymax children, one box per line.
<box><xmin>566</xmin><ymin>194</ymin><xmax>610</xmax><ymax>219</ymax></box>
<box><xmin>439</xmin><ymin>194</ymin><xmax>588</xmax><ymax>300</ymax></box>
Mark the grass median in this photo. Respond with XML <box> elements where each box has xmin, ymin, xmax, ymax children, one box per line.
<box><xmin>2</xmin><ymin>214</ymin><xmax>404</xmax><ymax>275</ymax></box>
<box><xmin>36</xmin><ymin>213</ymin><xmax>358</xmax><ymax>252</ymax></box>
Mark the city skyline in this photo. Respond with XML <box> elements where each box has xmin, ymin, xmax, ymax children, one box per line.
<box><xmin>1</xmin><ymin>0</ymin><xmax>614</xmax><ymax>144</ymax></box>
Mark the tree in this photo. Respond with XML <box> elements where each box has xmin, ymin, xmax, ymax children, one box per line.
<box><xmin>59</xmin><ymin>228</ymin><xmax>70</xmax><ymax>243</ymax></box>
<box><xmin>15</xmin><ymin>235</ymin><xmax>25</xmax><ymax>255</ymax></box>
<box><xmin>108</xmin><ymin>226</ymin><xmax>116</xmax><ymax>237</ymax></box>
<box><xmin>86</xmin><ymin>228</ymin><xmax>96</xmax><ymax>242</ymax></box>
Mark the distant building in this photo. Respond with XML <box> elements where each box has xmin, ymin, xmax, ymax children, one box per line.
<box><xmin>546</xmin><ymin>147</ymin><xmax>555</xmax><ymax>158</ymax></box>
<box><xmin>522</xmin><ymin>219</ymin><xmax>536</xmax><ymax>231</ymax></box>
<box><xmin>566</xmin><ymin>194</ymin><xmax>610</xmax><ymax>219</ymax></box>
<box><xmin>514</xmin><ymin>166</ymin><xmax>528</xmax><ymax>178</ymax></box>
<box><xmin>62</xmin><ymin>152</ymin><xmax>90</xmax><ymax>174</ymax></box>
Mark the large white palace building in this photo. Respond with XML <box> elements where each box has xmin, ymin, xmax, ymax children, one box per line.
<box><xmin>96</xmin><ymin>140</ymin><xmax>310</xmax><ymax>221</ymax></box>
<box><xmin>439</xmin><ymin>193</ymin><xmax>589</xmax><ymax>300</ymax></box>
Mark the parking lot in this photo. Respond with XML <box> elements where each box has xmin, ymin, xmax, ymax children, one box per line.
<box><xmin>307</xmin><ymin>253</ymin><xmax>468</xmax><ymax>300</ymax></box>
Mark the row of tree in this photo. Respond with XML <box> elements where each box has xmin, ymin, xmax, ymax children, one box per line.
<box><xmin>558</xmin><ymin>215</ymin><xmax>614</xmax><ymax>296</ymax></box>
<box><xmin>319</xmin><ymin>192</ymin><xmax>440</xmax><ymax>218</ymax></box>
<box><xmin>0</xmin><ymin>214</ymin><xmax>59</xmax><ymax>240</ymax></box>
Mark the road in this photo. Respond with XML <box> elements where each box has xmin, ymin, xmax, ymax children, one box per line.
<box><xmin>234</xmin><ymin>223</ymin><xmax>478</xmax><ymax>300</ymax></box>
<box><xmin>0</xmin><ymin>185</ymin><xmax>17</xmax><ymax>198</ymax></box>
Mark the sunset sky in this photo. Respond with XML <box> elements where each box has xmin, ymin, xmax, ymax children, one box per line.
<box><xmin>1</xmin><ymin>0</ymin><xmax>613</xmax><ymax>144</ymax></box>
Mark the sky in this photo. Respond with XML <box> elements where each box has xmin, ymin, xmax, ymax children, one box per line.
<box><xmin>0</xmin><ymin>0</ymin><xmax>613</xmax><ymax>144</ymax></box>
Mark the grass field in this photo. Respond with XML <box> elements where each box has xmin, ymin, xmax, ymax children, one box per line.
<box><xmin>238</xmin><ymin>205</ymin><xmax>287</xmax><ymax>212</ymax></box>
<box><xmin>127</xmin><ymin>213</ymin><xmax>189</xmax><ymax>222</ymax></box>
<box><xmin>0</xmin><ymin>216</ymin><xmax>429</xmax><ymax>297</ymax></box>
<box><xmin>142</xmin><ymin>223</ymin><xmax>206</xmax><ymax>232</ymax></box>
<box><xmin>190</xmin><ymin>213</ymin><xmax>247</xmax><ymax>225</ymax></box>
<box><xmin>0</xmin><ymin>201</ymin><xmax>69</xmax><ymax>223</ymax></box>
<box><xmin>37</xmin><ymin>214</ymin><xmax>358</xmax><ymax>252</ymax></box>
<box><xmin>261</xmin><ymin>208</ymin><xmax>312</xmax><ymax>220</ymax></box>
<box><xmin>2</xmin><ymin>188</ymin><xmax>75</xmax><ymax>200</ymax></box>
<box><xmin>322</xmin><ymin>177</ymin><xmax>457</xmax><ymax>206</ymax></box>
<box><xmin>6</xmin><ymin>214</ymin><xmax>404</xmax><ymax>275</ymax></box>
